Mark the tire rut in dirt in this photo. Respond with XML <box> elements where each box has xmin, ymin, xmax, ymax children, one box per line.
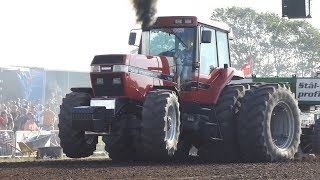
<box><xmin>238</xmin><ymin>84</ymin><xmax>301</xmax><ymax>162</ymax></box>
<box><xmin>58</xmin><ymin>92</ymin><xmax>98</xmax><ymax>158</ymax></box>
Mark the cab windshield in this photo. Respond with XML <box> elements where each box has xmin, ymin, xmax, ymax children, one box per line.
<box><xmin>141</xmin><ymin>27</ymin><xmax>196</xmax><ymax>87</ymax></box>
<box><xmin>141</xmin><ymin>27</ymin><xmax>196</xmax><ymax>59</ymax></box>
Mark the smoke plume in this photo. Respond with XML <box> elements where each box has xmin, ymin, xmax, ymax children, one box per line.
<box><xmin>131</xmin><ymin>0</ymin><xmax>158</xmax><ymax>30</ymax></box>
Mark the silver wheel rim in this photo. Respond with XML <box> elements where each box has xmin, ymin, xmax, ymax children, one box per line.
<box><xmin>270</xmin><ymin>101</ymin><xmax>294</xmax><ymax>150</ymax></box>
<box><xmin>165</xmin><ymin>105</ymin><xmax>177</xmax><ymax>154</ymax></box>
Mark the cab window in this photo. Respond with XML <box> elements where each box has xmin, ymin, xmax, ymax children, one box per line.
<box><xmin>199</xmin><ymin>27</ymin><xmax>217</xmax><ymax>75</ymax></box>
<box><xmin>216</xmin><ymin>31</ymin><xmax>230</xmax><ymax>68</ymax></box>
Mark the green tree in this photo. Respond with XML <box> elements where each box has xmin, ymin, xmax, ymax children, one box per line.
<box><xmin>290</xmin><ymin>21</ymin><xmax>320</xmax><ymax>76</ymax></box>
<box><xmin>211</xmin><ymin>7</ymin><xmax>320</xmax><ymax>77</ymax></box>
<box><xmin>211</xmin><ymin>8</ymin><xmax>267</xmax><ymax>74</ymax></box>
<box><xmin>150</xmin><ymin>31</ymin><xmax>175</xmax><ymax>55</ymax></box>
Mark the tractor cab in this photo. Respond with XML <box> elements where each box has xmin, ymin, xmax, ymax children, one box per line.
<box><xmin>129</xmin><ymin>16</ymin><xmax>238</xmax><ymax>95</ymax></box>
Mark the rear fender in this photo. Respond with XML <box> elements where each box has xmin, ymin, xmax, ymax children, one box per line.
<box><xmin>181</xmin><ymin>68</ymin><xmax>241</xmax><ymax>105</ymax></box>
<box><xmin>210</xmin><ymin>68</ymin><xmax>241</xmax><ymax>104</ymax></box>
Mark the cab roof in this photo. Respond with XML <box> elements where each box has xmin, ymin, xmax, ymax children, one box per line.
<box><xmin>152</xmin><ymin>16</ymin><xmax>231</xmax><ymax>33</ymax></box>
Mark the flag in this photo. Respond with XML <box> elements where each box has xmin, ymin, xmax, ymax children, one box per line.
<box><xmin>241</xmin><ymin>60</ymin><xmax>251</xmax><ymax>77</ymax></box>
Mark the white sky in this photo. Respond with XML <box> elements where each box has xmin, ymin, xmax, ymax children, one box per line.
<box><xmin>0</xmin><ymin>0</ymin><xmax>319</xmax><ymax>71</ymax></box>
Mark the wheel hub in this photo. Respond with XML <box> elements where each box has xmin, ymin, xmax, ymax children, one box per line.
<box><xmin>165</xmin><ymin>106</ymin><xmax>177</xmax><ymax>155</ymax></box>
<box><xmin>270</xmin><ymin>101</ymin><xmax>294</xmax><ymax>150</ymax></box>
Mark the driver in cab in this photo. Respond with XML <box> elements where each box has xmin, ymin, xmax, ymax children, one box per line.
<box><xmin>177</xmin><ymin>35</ymin><xmax>194</xmax><ymax>84</ymax></box>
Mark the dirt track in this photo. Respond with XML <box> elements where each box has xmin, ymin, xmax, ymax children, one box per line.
<box><xmin>1</xmin><ymin>157</ymin><xmax>320</xmax><ymax>180</ymax></box>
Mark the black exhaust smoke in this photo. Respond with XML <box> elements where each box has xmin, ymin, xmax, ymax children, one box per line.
<box><xmin>131</xmin><ymin>0</ymin><xmax>158</xmax><ymax>30</ymax></box>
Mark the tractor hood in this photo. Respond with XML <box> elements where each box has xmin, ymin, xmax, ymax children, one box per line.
<box><xmin>91</xmin><ymin>54</ymin><xmax>127</xmax><ymax>65</ymax></box>
<box><xmin>90</xmin><ymin>54</ymin><xmax>176</xmax><ymax>82</ymax></box>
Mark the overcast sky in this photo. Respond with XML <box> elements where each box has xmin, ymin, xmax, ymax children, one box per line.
<box><xmin>0</xmin><ymin>0</ymin><xmax>318</xmax><ymax>71</ymax></box>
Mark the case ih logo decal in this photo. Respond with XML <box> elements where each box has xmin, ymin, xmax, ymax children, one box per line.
<box><xmin>128</xmin><ymin>66</ymin><xmax>174</xmax><ymax>82</ymax></box>
<box><xmin>296</xmin><ymin>79</ymin><xmax>320</xmax><ymax>101</ymax></box>
<box><xmin>101</xmin><ymin>66</ymin><xmax>113</xmax><ymax>72</ymax></box>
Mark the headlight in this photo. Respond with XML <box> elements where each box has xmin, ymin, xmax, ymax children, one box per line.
<box><xmin>113</xmin><ymin>65</ymin><xmax>129</xmax><ymax>72</ymax></box>
<box><xmin>112</xmin><ymin>77</ymin><xmax>122</xmax><ymax>85</ymax></box>
<box><xmin>91</xmin><ymin>65</ymin><xmax>101</xmax><ymax>72</ymax></box>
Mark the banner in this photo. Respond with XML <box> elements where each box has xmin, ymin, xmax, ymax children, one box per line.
<box><xmin>296</xmin><ymin>78</ymin><xmax>320</xmax><ymax>101</ymax></box>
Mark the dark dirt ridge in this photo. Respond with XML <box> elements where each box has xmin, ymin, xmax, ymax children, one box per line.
<box><xmin>1</xmin><ymin>158</ymin><xmax>320</xmax><ymax>180</ymax></box>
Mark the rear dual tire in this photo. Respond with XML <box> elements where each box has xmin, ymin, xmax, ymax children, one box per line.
<box><xmin>312</xmin><ymin>119</ymin><xmax>320</xmax><ymax>154</ymax></box>
<box><xmin>198</xmin><ymin>85</ymin><xmax>246</xmax><ymax>162</ymax></box>
<box><xmin>238</xmin><ymin>84</ymin><xmax>301</xmax><ymax>162</ymax></box>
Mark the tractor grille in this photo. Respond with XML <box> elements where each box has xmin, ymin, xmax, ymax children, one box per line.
<box><xmin>92</xmin><ymin>55</ymin><xmax>124</xmax><ymax>64</ymax></box>
<box><xmin>91</xmin><ymin>74</ymin><xmax>124</xmax><ymax>96</ymax></box>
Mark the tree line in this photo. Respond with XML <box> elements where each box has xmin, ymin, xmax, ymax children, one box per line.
<box><xmin>211</xmin><ymin>7</ymin><xmax>320</xmax><ymax>77</ymax></box>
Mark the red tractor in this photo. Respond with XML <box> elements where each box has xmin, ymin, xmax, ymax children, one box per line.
<box><xmin>58</xmin><ymin>16</ymin><xmax>301</xmax><ymax>162</ymax></box>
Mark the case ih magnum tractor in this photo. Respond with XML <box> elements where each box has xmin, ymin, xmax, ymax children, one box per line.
<box><xmin>58</xmin><ymin>16</ymin><xmax>301</xmax><ymax>162</ymax></box>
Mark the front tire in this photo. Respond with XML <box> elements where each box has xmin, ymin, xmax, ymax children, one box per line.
<box><xmin>58</xmin><ymin>92</ymin><xmax>98</xmax><ymax>158</ymax></box>
<box><xmin>138</xmin><ymin>90</ymin><xmax>181</xmax><ymax>161</ymax></box>
<box><xmin>238</xmin><ymin>84</ymin><xmax>301</xmax><ymax>162</ymax></box>
<box><xmin>103</xmin><ymin>115</ymin><xmax>138</xmax><ymax>161</ymax></box>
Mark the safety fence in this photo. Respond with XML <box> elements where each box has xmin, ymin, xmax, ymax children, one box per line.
<box><xmin>0</xmin><ymin>130</ymin><xmax>61</xmax><ymax>158</ymax></box>
<box><xmin>0</xmin><ymin>130</ymin><xmax>106</xmax><ymax>159</ymax></box>
<box><xmin>0</xmin><ymin>130</ymin><xmax>14</xmax><ymax>157</ymax></box>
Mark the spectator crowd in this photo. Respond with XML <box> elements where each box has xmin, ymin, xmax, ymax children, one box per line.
<box><xmin>0</xmin><ymin>98</ymin><xmax>59</xmax><ymax>132</ymax></box>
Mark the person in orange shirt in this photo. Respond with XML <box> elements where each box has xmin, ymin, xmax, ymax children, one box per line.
<box><xmin>23</xmin><ymin>113</ymin><xmax>39</xmax><ymax>131</ymax></box>
<box><xmin>42</xmin><ymin>106</ymin><xmax>56</xmax><ymax>130</ymax></box>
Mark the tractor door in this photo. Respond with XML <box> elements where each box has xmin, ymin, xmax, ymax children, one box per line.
<box><xmin>199</xmin><ymin>26</ymin><xmax>230</xmax><ymax>74</ymax></box>
<box><xmin>181</xmin><ymin>25</ymin><xmax>233</xmax><ymax>105</ymax></box>
<box><xmin>197</xmin><ymin>25</ymin><xmax>233</xmax><ymax>105</ymax></box>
